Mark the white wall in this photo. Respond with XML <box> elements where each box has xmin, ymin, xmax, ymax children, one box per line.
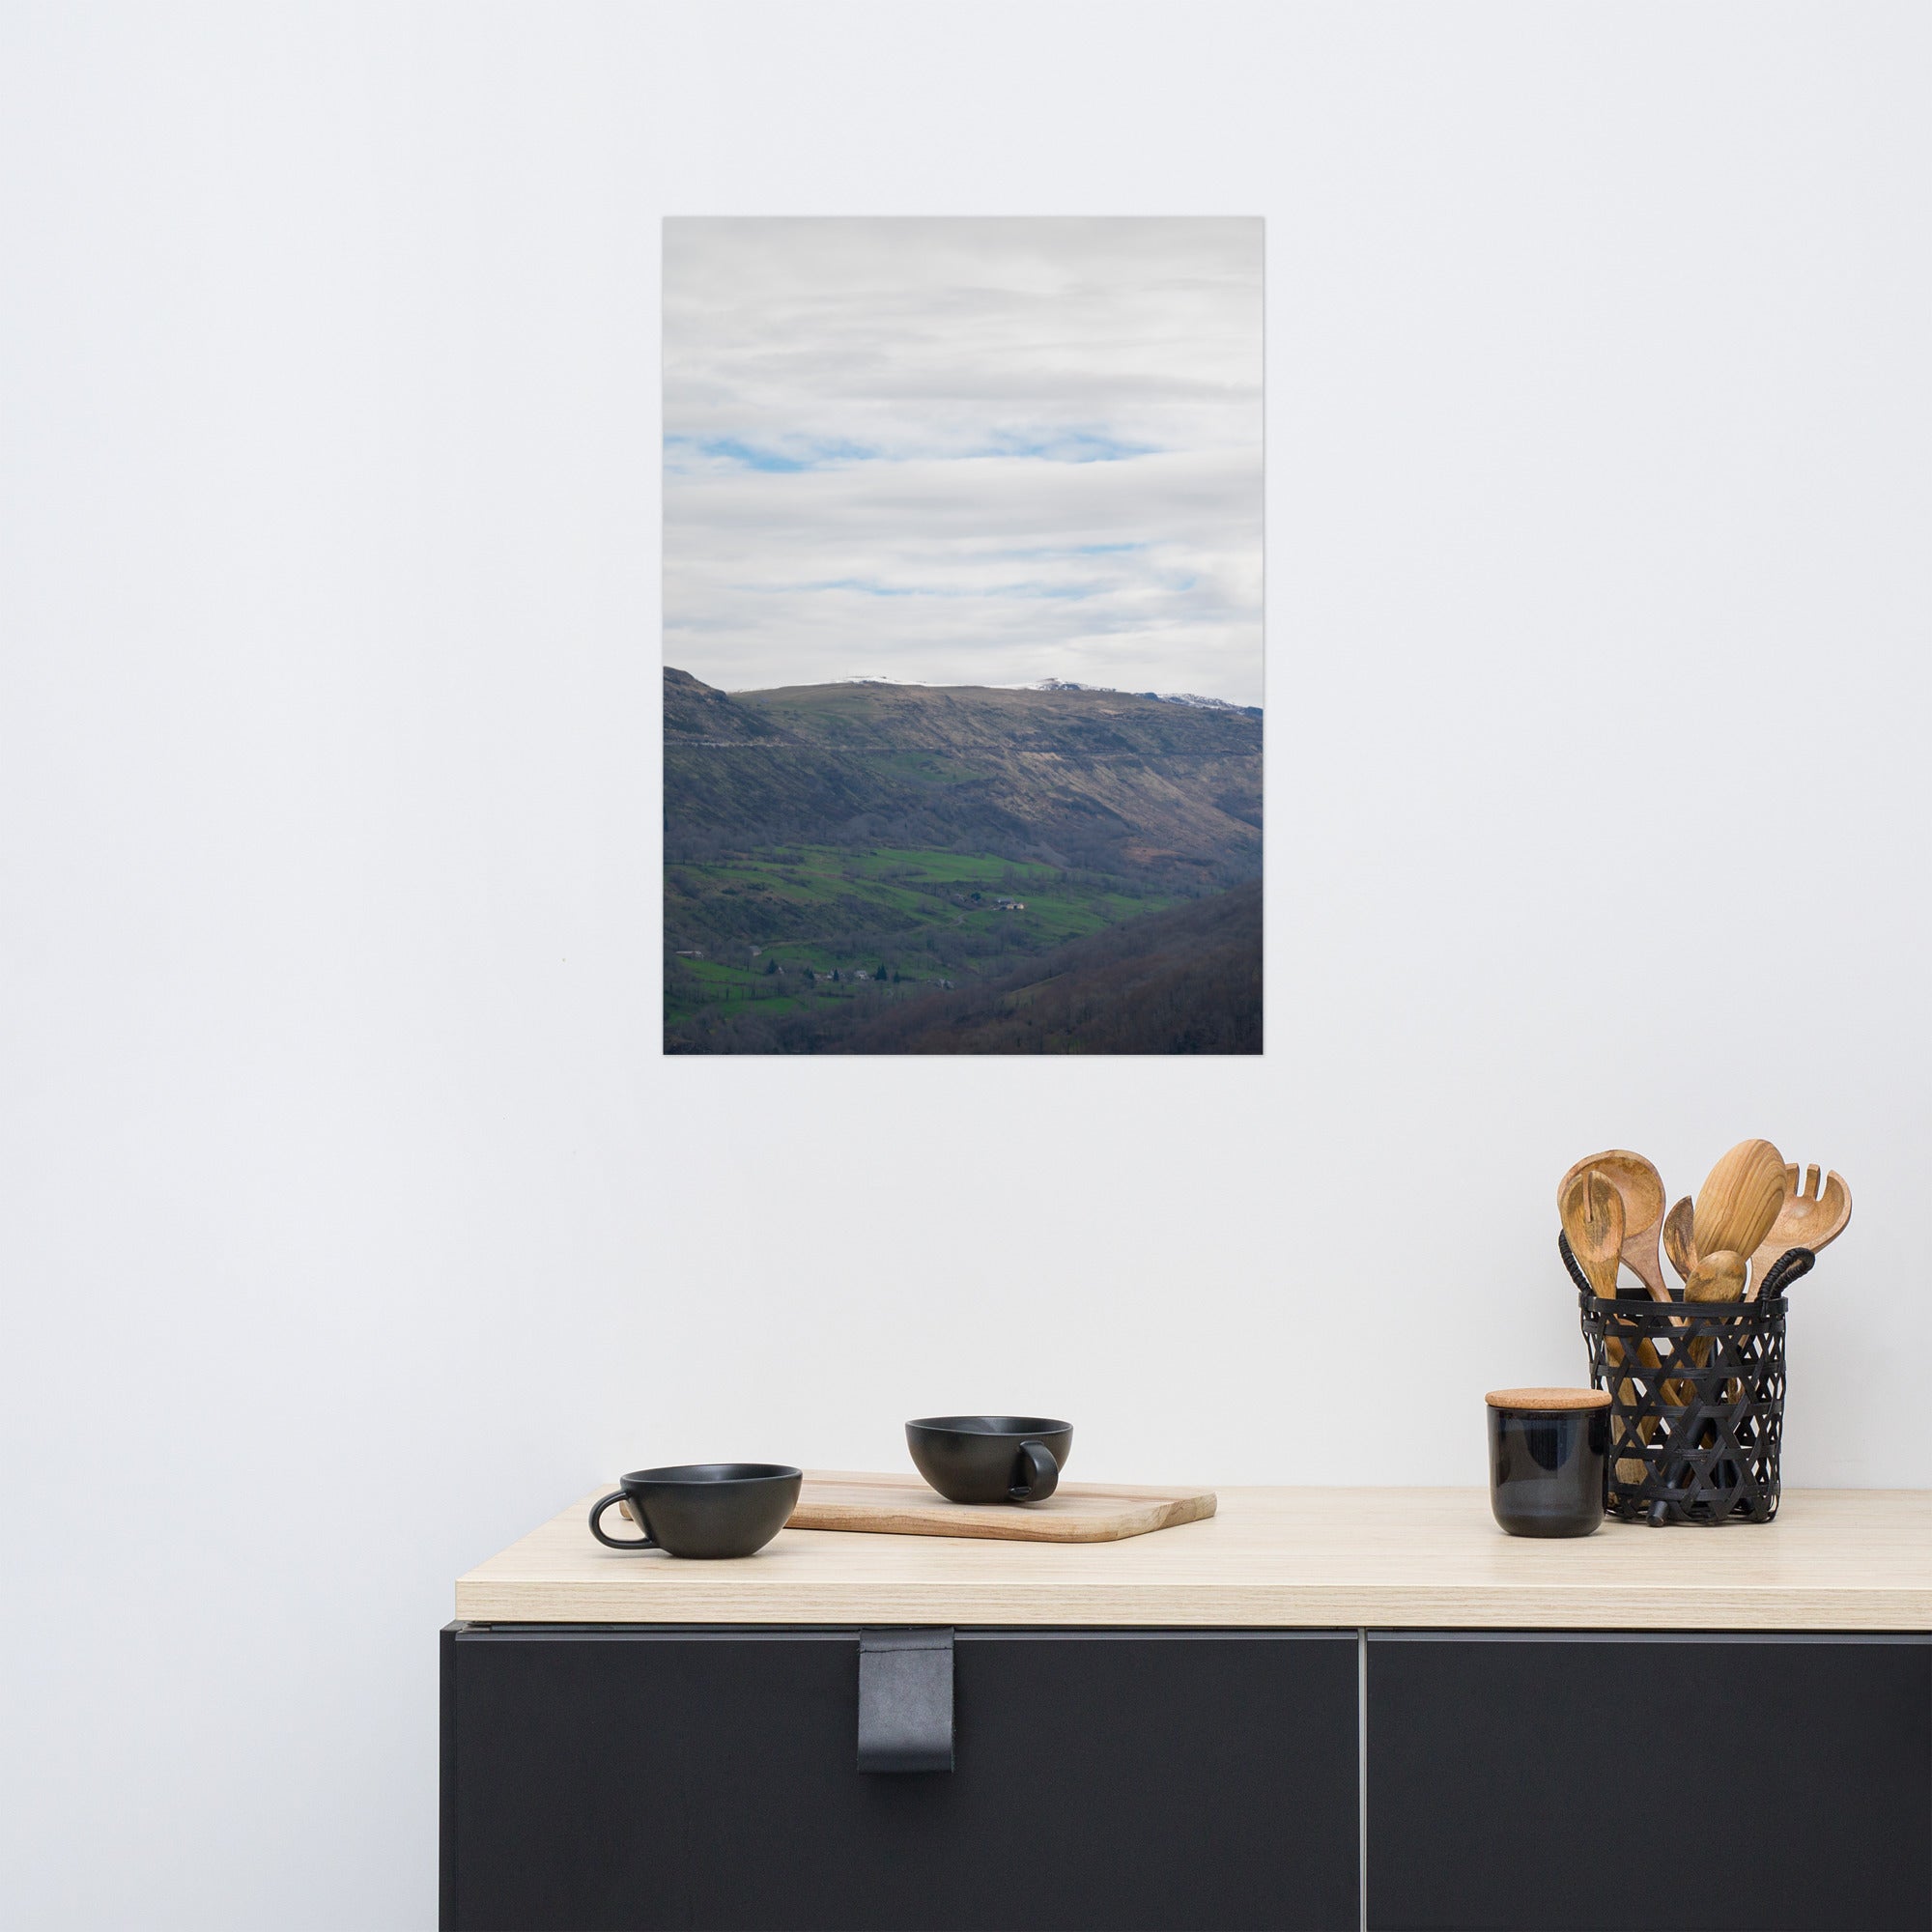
<box><xmin>4</xmin><ymin>4</ymin><xmax>1927</xmax><ymax>1925</ymax></box>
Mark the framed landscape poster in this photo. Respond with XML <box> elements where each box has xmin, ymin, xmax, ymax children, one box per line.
<box><xmin>663</xmin><ymin>217</ymin><xmax>1262</xmax><ymax>1054</ymax></box>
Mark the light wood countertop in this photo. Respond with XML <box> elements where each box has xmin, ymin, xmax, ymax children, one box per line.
<box><xmin>455</xmin><ymin>1482</ymin><xmax>1932</xmax><ymax>1631</ymax></box>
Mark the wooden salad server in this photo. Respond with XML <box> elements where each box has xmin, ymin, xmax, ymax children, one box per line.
<box><xmin>1559</xmin><ymin>1167</ymin><xmax>1625</xmax><ymax>1297</ymax></box>
<box><xmin>1560</xmin><ymin>1168</ymin><xmax>1650</xmax><ymax>1482</ymax></box>
<box><xmin>1557</xmin><ymin>1151</ymin><xmax>1669</xmax><ymax>1301</ymax></box>
<box><xmin>1747</xmin><ymin>1165</ymin><xmax>1852</xmax><ymax>1298</ymax></box>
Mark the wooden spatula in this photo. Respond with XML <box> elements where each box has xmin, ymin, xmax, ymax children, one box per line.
<box><xmin>1692</xmin><ymin>1140</ymin><xmax>1787</xmax><ymax>1270</ymax></box>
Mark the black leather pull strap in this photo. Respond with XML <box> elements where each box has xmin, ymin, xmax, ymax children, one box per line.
<box><xmin>857</xmin><ymin>1629</ymin><xmax>954</xmax><ymax>1773</ymax></box>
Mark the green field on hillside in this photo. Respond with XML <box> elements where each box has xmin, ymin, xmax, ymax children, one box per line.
<box><xmin>664</xmin><ymin>843</ymin><xmax>1177</xmax><ymax>1039</ymax></box>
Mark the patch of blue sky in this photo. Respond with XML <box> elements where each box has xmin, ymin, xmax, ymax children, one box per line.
<box><xmin>665</xmin><ymin>435</ymin><xmax>879</xmax><ymax>473</ymax></box>
<box><xmin>980</xmin><ymin>427</ymin><xmax>1159</xmax><ymax>464</ymax></box>
<box><xmin>776</xmin><ymin>578</ymin><xmax>1107</xmax><ymax>602</ymax></box>
<box><xmin>985</xmin><ymin>540</ymin><xmax>1148</xmax><ymax>560</ymax></box>
<box><xmin>665</xmin><ymin>430</ymin><xmax>1160</xmax><ymax>471</ymax></box>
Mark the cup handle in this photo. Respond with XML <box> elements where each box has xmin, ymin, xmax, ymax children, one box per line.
<box><xmin>588</xmin><ymin>1491</ymin><xmax>657</xmax><ymax>1549</ymax></box>
<box><xmin>1009</xmin><ymin>1440</ymin><xmax>1060</xmax><ymax>1503</ymax></box>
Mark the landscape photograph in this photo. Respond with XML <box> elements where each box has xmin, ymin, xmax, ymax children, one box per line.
<box><xmin>663</xmin><ymin>217</ymin><xmax>1263</xmax><ymax>1054</ymax></box>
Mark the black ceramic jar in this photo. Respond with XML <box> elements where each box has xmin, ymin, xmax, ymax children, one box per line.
<box><xmin>1485</xmin><ymin>1387</ymin><xmax>1608</xmax><ymax>1538</ymax></box>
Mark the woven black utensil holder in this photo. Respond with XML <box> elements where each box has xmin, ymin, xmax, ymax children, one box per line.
<box><xmin>1574</xmin><ymin>1264</ymin><xmax>1794</xmax><ymax>1526</ymax></box>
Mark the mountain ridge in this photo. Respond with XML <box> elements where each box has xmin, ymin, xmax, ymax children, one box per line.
<box><xmin>665</xmin><ymin>667</ymin><xmax>1261</xmax><ymax>884</ymax></box>
<box><xmin>803</xmin><ymin>673</ymin><xmax>1262</xmax><ymax>717</ymax></box>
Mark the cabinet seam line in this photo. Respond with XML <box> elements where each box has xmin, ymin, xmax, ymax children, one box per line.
<box><xmin>1358</xmin><ymin>1626</ymin><xmax>1368</xmax><ymax>1932</ymax></box>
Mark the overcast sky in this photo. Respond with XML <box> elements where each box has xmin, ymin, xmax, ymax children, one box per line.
<box><xmin>664</xmin><ymin>218</ymin><xmax>1263</xmax><ymax>705</ymax></box>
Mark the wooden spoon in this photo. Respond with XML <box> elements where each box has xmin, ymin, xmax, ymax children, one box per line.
<box><xmin>1747</xmin><ymin>1164</ymin><xmax>1852</xmax><ymax>1298</ymax></box>
<box><xmin>1692</xmin><ymin>1140</ymin><xmax>1786</xmax><ymax>1269</ymax></box>
<box><xmin>1662</xmin><ymin>1196</ymin><xmax>1697</xmax><ymax>1285</ymax></box>
<box><xmin>1684</xmin><ymin>1249</ymin><xmax>1746</xmax><ymax>1304</ymax></box>
<box><xmin>1654</xmin><ymin>1196</ymin><xmax>1700</xmax><ymax>1410</ymax></box>
<box><xmin>1559</xmin><ymin>1167</ymin><xmax>1624</xmax><ymax>1297</ymax></box>
<box><xmin>1665</xmin><ymin>1248</ymin><xmax>1748</xmax><ymax>1405</ymax></box>
<box><xmin>1557</xmin><ymin>1151</ymin><xmax>1669</xmax><ymax>1301</ymax></box>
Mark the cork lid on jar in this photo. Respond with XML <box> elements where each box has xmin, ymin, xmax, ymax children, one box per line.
<box><xmin>1485</xmin><ymin>1386</ymin><xmax>1611</xmax><ymax>1411</ymax></box>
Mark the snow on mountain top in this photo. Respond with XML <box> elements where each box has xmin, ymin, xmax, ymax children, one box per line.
<box><xmin>814</xmin><ymin>674</ymin><xmax>1260</xmax><ymax>713</ymax></box>
<box><xmin>1018</xmin><ymin>677</ymin><xmax>1259</xmax><ymax>714</ymax></box>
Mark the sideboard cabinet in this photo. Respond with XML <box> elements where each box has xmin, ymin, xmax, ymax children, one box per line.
<box><xmin>443</xmin><ymin>1487</ymin><xmax>1932</xmax><ymax>1931</ymax></box>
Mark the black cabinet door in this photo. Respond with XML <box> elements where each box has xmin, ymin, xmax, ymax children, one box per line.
<box><xmin>442</xmin><ymin>1626</ymin><xmax>1359</xmax><ymax>1932</ymax></box>
<box><xmin>1366</xmin><ymin>1632</ymin><xmax>1932</xmax><ymax>1931</ymax></box>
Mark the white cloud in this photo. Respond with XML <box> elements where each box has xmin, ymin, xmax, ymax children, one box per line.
<box><xmin>664</xmin><ymin>218</ymin><xmax>1264</xmax><ymax>704</ymax></box>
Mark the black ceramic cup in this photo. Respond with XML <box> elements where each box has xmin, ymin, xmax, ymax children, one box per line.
<box><xmin>905</xmin><ymin>1416</ymin><xmax>1072</xmax><ymax>1505</ymax></box>
<box><xmin>1486</xmin><ymin>1389</ymin><xmax>1608</xmax><ymax>1538</ymax></box>
<box><xmin>587</xmin><ymin>1463</ymin><xmax>802</xmax><ymax>1558</ymax></box>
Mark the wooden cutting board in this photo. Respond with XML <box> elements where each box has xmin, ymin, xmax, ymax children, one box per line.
<box><xmin>785</xmin><ymin>1470</ymin><xmax>1217</xmax><ymax>1544</ymax></box>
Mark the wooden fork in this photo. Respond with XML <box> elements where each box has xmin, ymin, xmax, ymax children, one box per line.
<box><xmin>1748</xmin><ymin>1165</ymin><xmax>1852</xmax><ymax>1298</ymax></box>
